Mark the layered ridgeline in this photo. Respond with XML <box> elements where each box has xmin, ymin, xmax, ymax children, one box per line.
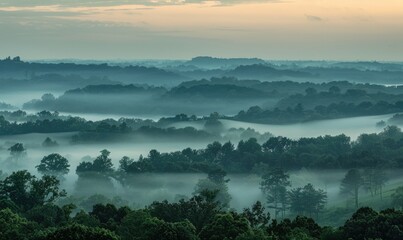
<box><xmin>22</xmin><ymin>83</ymin><xmax>269</xmax><ymax>116</ymax></box>
<box><xmin>1</xmin><ymin>56</ymin><xmax>403</xmax><ymax>239</ymax></box>
<box><xmin>2</xmin><ymin>57</ymin><xmax>403</xmax><ymax>94</ymax></box>
<box><xmin>22</xmin><ymin>79</ymin><xmax>403</xmax><ymax>122</ymax></box>
<box><xmin>0</xmin><ymin>56</ymin><xmax>187</xmax><ymax>88</ymax></box>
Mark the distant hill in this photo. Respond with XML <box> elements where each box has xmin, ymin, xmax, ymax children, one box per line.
<box><xmin>164</xmin><ymin>84</ymin><xmax>268</xmax><ymax>99</ymax></box>
<box><xmin>185</xmin><ymin>56</ymin><xmax>266</xmax><ymax>69</ymax></box>
<box><xmin>0</xmin><ymin>74</ymin><xmax>119</xmax><ymax>93</ymax></box>
<box><xmin>23</xmin><ymin>83</ymin><xmax>272</xmax><ymax>116</ymax></box>
<box><xmin>0</xmin><ymin>102</ymin><xmax>16</xmax><ymax>110</ymax></box>
<box><xmin>224</xmin><ymin>64</ymin><xmax>313</xmax><ymax>80</ymax></box>
<box><xmin>65</xmin><ymin>84</ymin><xmax>166</xmax><ymax>95</ymax></box>
<box><xmin>301</xmin><ymin>66</ymin><xmax>403</xmax><ymax>84</ymax></box>
<box><xmin>330</xmin><ymin>61</ymin><xmax>403</xmax><ymax>71</ymax></box>
<box><xmin>0</xmin><ymin>57</ymin><xmax>189</xmax><ymax>86</ymax></box>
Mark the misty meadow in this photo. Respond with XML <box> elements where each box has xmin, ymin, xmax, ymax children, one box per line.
<box><xmin>2</xmin><ymin>0</ymin><xmax>403</xmax><ymax>240</ymax></box>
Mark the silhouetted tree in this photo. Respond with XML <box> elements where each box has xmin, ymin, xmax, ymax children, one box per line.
<box><xmin>241</xmin><ymin>201</ymin><xmax>270</xmax><ymax>229</ymax></box>
<box><xmin>42</xmin><ymin>137</ymin><xmax>59</xmax><ymax>147</ymax></box>
<box><xmin>36</xmin><ymin>153</ymin><xmax>70</xmax><ymax>177</ymax></box>
<box><xmin>0</xmin><ymin>170</ymin><xmax>66</xmax><ymax>210</ymax></box>
<box><xmin>8</xmin><ymin>143</ymin><xmax>26</xmax><ymax>161</ymax></box>
<box><xmin>288</xmin><ymin>183</ymin><xmax>327</xmax><ymax>219</ymax></box>
<box><xmin>340</xmin><ymin>169</ymin><xmax>363</xmax><ymax>208</ymax></box>
<box><xmin>260</xmin><ymin>168</ymin><xmax>291</xmax><ymax>218</ymax></box>
<box><xmin>194</xmin><ymin>169</ymin><xmax>231</xmax><ymax>209</ymax></box>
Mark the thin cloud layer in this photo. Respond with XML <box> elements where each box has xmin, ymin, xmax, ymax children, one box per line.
<box><xmin>0</xmin><ymin>0</ymin><xmax>278</xmax><ymax>7</ymax></box>
<box><xmin>306</xmin><ymin>15</ymin><xmax>323</xmax><ymax>22</ymax></box>
<box><xmin>1</xmin><ymin>0</ymin><xmax>403</xmax><ymax>60</ymax></box>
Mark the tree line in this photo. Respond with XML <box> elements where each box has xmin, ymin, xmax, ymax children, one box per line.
<box><xmin>5</xmin><ymin>125</ymin><xmax>403</xmax><ymax>173</ymax></box>
<box><xmin>1</xmin><ymin>170</ymin><xmax>403</xmax><ymax>239</ymax></box>
<box><xmin>73</xmin><ymin>126</ymin><xmax>403</xmax><ymax>173</ymax></box>
<box><xmin>233</xmin><ymin>100</ymin><xmax>403</xmax><ymax>124</ymax></box>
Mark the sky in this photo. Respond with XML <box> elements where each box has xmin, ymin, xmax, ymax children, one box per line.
<box><xmin>0</xmin><ymin>0</ymin><xmax>403</xmax><ymax>61</ymax></box>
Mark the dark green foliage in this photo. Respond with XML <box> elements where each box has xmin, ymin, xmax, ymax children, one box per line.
<box><xmin>148</xmin><ymin>190</ymin><xmax>221</xmax><ymax>232</ymax></box>
<box><xmin>118</xmin><ymin>210</ymin><xmax>197</xmax><ymax>240</ymax></box>
<box><xmin>234</xmin><ymin>100</ymin><xmax>403</xmax><ymax>124</ymax></box>
<box><xmin>234</xmin><ymin>229</ymin><xmax>273</xmax><ymax>240</ymax></box>
<box><xmin>76</xmin><ymin>150</ymin><xmax>114</xmax><ymax>174</ymax></box>
<box><xmin>0</xmin><ymin>208</ymin><xmax>35</xmax><ymax>240</ymax></box>
<box><xmin>0</xmin><ymin>116</ymin><xmax>90</xmax><ymax>135</ymax></box>
<box><xmin>198</xmin><ymin>213</ymin><xmax>252</xmax><ymax>240</ymax></box>
<box><xmin>37</xmin><ymin>224</ymin><xmax>120</xmax><ymax>240</ymax></box>
<box><xmin>167</xmin><ymin>84</ymin><xmax>268</xmax><ymax>99</ymax></box>
<box><xmin>342</xmin><ymin>207</ymin><xmax>378</xmax><ymax>240</ymax></box>
<box><xmin>0</xmin><ymin>171</ymin><xmax>402</xmax><ymax>240</ymax></box>
<box><xmin>288</xmin><ymin>184</ymin><xmax>327</xmax><ymax>219</ymax></box>
<box><xmin>241</xmin><ymin>201</ymin><xmax>270</xmax><ymax>229</ymax></box>
<box><xmin>268</xmin><ymin>216</ymin><xmax>322</xmax><ymax>240</ymax></box>
<box><xmin>113</xmin><ymin>126</ymin><xmax>403</xmax><ymax>174</ymax></box>
<box><xmin>0</xmin><ymin>171</ymin><xmax>66</xmax><ymax>211</ymax></box>
<box><xmin>194</xmin><ymin>169</ymin><xmax>232</xmax><ymax>208</ymax></box>
<box><xmin>36</xmin><ymin>154</ymin><xmax>70</xmax><ymax>176</ymax></box>
<box><xmin>72</xmin><ymin>210</ymin><xmax>101</xmax><ymax>228</ymax></box>
<box><xmin>341</xmin><ymin>207</ymin><xmax>403</xmax><ymax>240</ymax></box>
<box><xmin>90</xmin><ymin>204</ymin><xmax>130</xmax><ymax>231</ymax></box>
<box><xmin>340</xmin><ymin>169</ymin><xmax>363</xmax><ymax>208</ymax></box>
<box><xmin>260</xmin><ymin>168</ymin><xmax>291</xmax><ymax>218</ymax></box>
<box><xmin>25</xmin><ymin>204</ymin><xmax>71</xmax><ymax>228</ymax></box>
<box><xmin>118</xmin><ymin>210</ymin><xmax>152</xmax><ymax>240</ymax></box>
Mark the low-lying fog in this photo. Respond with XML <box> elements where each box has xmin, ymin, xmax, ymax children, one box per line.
<box><xmin>170</xmin><ymin>114</ymin><xmax>400</xmax><ymax>140</ymax></box>
<box><xmin>1</xmin><ymin>104</ymin><xmax>402</xmax><ymax>222</ymax></box>
<box><xmin>0</xmin><ymin>91</ymin><xmax>64</xmax><ymax>108</ymax></box>
<box><xmin>28</xmin><ymin>111</ymin><xmax>165</xmax><ymax>122</ymax></box>
<box><xmin>220</xmin><ymin>115</ymin><xmax>398</xmax><ymax>140</ymax></box>
<box><xmin>0</xmin><ymin>132</ymin><xmax>211</xmax><ymax>171</ymax></box>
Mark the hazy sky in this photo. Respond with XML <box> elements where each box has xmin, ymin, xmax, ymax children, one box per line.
<box><xmin>1</xmin><ymin>0</ymin><xmax>403</xmax><ymax>60</ymax></box>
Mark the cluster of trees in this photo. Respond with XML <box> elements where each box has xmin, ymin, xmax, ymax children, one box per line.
<box><xmin>71</xmin><ymin>126</ymin><xmax>215</xmax><ymax>143</ymax></box>
<box><xmin>0</xmin><ymin>102</ymin><xmax>15</xmax><ymax>110</ymax></box>
<box><xmin>0</xmin><ymin>110</ymin><xmax>64</xmax><ymax>122</ymax></box>
<box><xmin>234</xmin><ymin>100</ymin><xmax>403</xmax><ymax>124</ymax></box>
<box><xmin>76</xmin><ymin>150</ymin><xmax>114</xmax><ymax>175</ymax></box>
<box><xmin>0</xmin><ymin>115</ymin><xmax>212</xmax><ymax>141</ymax></box>
<box><xmin>100</xmin><ymin>126</ymin><xmax>403</xmax><ymax>173</ymax></box>
<box><xmin>260</xmin><ymin>169</ymin><xmax>327</xmax><ymax>220</ymax></box>
<box><xmin>166</xmin><ymin>84</ymin><xmax>268</xmax><ymax>100</ymax></box>
<box><xmin>0</xmin><ymin>116</ymin><xmax>91</xmax><ymax>135</ymax></box>
<box><xmin>12</xmin><ymin>149</ymin><xmax>382</xmax><ymax>212</ymax></box>
<box><xmin>0</xmin><ymin>110</ymin><xmax>201</xmax><ymax>129</ymax></box>
<box><xmin>22</xmin><ymin>83</ymin><xmax>270</xmax><ymax>116</ymax></box>
<box><xmin>70</xmin><ymin>150</ymin><xmax>392</xmax><ymax>221</ymax></box>
<box><xmin>340</xmin><ymin>168</ymin><xmax>388</xmax><ymax>208</ymax></box>
<box><xmin>388</xmin><ymin>113</ymin><xmax>403</xmax><ymax>125</ymax></box>
<box><xmin>1</xmin><ymin>170</ymin><xmax>403</xmax><ymax>239</ymax></box>
<box><xmin>171</xmin><ymin>78</ymin><xmax>403</xmax><ymax>98</ymax></box>
<box><xmin>0</xmin><ymin>111</ymin><xmax>275</xmax><ymax>144</ymax></box>
<box><xmin>276</xmin><ymin>87</ymin><xmax>403</xmax><ymax>109</ymax></box>
<box><xmin>5</xmin><ymin>126</ymin><xmax>403</xmax><ymax>176</ymax></box>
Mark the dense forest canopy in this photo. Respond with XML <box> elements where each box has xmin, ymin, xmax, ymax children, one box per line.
<box><xmin>1</xmin><ymin>56</ymin><xmax>403</xmax><ymax>240</ymax></box>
